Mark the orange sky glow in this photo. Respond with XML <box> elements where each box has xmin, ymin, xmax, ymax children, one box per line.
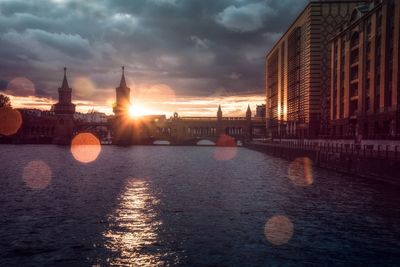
<box><xmin>4</xmin><ymin>92</ymin><xmax>265</xmax><ymax>117</ymax></box>
<box><xmin>3</xmin><ymin>76</ymin><xmax>265</xmax><ymax>117</ymax></box>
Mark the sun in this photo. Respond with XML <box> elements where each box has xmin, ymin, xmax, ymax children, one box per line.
<box><xmin>128</xmin><ymin>104</ymin><xmax>149</xmax><ymax>118</ymax></box>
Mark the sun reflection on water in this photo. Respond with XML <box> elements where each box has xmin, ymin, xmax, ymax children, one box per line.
<box><xmin>103</xmin><ymin>178</ymin><xmax>164</xmax><ymax>266</ymax></box>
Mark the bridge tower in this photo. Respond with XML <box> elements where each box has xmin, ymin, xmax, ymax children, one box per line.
<box><xmin>216</xmin><ymin>105</ymin><xmax>223</xmax><ymax>136</ymax></box>
<box><xmin>246</xmin><ymin>104</ymin><xmax>252</xmax><ymax>140</ymax></box>
<box><xmin>246</xmin><ymin>105</ymin><xmax>252</xmax><ymax>121</ymax></box>
<box><xmin>113</xmin><ymin>66</ymin><xmax>130</xmax><ymax>116</ymax></box>
<box><xmin>113</xmin><ymin>66</ymin><xmax>133</xmax><ymax>145</ymax></box>
<box><xmin>53</xmin><ymin>67</ymin><xmax>76</xmax><ymax>145</ymax></box>
<box><xmin>217</xmin><ymin>105</ymin><xmax>222</xmax><ymax>120</ymax></box>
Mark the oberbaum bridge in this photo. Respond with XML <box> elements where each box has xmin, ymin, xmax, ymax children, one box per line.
<box><xmin>13</xmin><ymin>67</ymin><xmax>266</xmax><ymax>146</ymax></box>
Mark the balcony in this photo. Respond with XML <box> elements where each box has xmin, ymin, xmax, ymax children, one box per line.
<box><xmin>350</xmin><ymin>76</ymin><xmax>359</xmax><ymax>83</ymax></box>
<box><xmin>350</xmin><ymin>45</ymin><xmax>359</xmax><ymax>52</ymax></box>
<box><xmin>350</xmin><ymin>95</ymin><xmax>359</xmax><ymax>101</ymax></box>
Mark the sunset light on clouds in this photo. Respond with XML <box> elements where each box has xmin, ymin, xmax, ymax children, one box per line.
<box><xmin>2</xmin><ymin>65</ymin><xmax>265</xmax><ymax>117</ymax></box>
<box><xmin>3</xmin><ymin>89</ymin><xmax>265</xmax><ymax>117</ymax></box>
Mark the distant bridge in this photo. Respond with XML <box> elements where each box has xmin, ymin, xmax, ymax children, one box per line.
<box><xmin>53</xmin><ymin>115</ymin><xmax>266</xmax><ymax>146</ymax></box>
<box><xmin>113</xmin><ymin>116</ymin><xmax>266</xmax><ymax>145</ymax></box>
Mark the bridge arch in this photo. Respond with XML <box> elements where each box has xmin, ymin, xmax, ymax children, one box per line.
<box><xmin>72</xmin><ymin>130</ymin><xmax>102</xmax><ymax>141</ymax></box>
<box><xmin>196</xmin><ymin>139</ymin><xmax>216</xmax><ymax>146</ymax></box>
<box><xmin>153</xmin><ymin>140</ymin><xmax>171</xmax><ymax>145</ymax></box>
<box><xmin>225</xmin><ymin>127</ymin><xmax>243</xmax><ymax>136</ymax></box>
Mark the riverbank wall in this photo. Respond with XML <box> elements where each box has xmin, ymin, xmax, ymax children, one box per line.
<box><xmin>246</xmin><ymin>142</ymin><xmax>400</xmax><ymax>185</ymax></box>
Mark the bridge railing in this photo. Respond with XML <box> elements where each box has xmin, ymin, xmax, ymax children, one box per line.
<box><xmin>250</xmin><ymin>140</ymin><xmax>400</xmax><ymax>161</ymax></box>
<box><xmin>222</xmin><ymin>117</ymin><xmax>247</xmax><ymax>121</ymax></box>
<box><xmin>178</xmin><ymin>117</ymin><xmax>250</xmax><ymax>120</ymax></box>
<box><xmin>178</xmin><ymin>117</ymin><xmax>218</xmax><ymax>121</ymax></box>
<box><xmin>251</xmin><ymin>118</ymin><xmax>266</xmax><ymax>122</ymax></box>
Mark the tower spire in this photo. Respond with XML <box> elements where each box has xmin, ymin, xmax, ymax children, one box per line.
<box><xmin>114</xmin><ymin>66</ymin><xmax>131</xmax><ymax>115</ymax></box>
<box><xmin>61</xmin><ymin>67</ymin><xmax>69</xmax><ymax>90</ymax></box>
<box><xmin>120</xmin><ymin>66</ymin><xmax>127</xmax><ymax>87</ymax></box>
<box><xmin>54</xmin><ymin>66</ymin><xmax>75</xmax><ymax>116</ymax></box>
<box><xmin>217</xmin><ymin>104</ymin><xmax>222</xmax><ymax>120</ymax></box>
<box><xmin>246</xmin><ymin>104</ymin><xmax>252</xmax><ymax>120</ymax></box>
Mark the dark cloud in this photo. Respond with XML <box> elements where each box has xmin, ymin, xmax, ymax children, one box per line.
<box><xmin>0</xmin><ymin>0</ymin><xmax>308</xmax><ymax>102</ymax></box>
<box><xmin>216</xmin><ymin>2</ymin><xmax>275</xmax><ymax>32</ymax></box>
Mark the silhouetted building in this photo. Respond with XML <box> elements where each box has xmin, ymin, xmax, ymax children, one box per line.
<box><xmin>13</xmin><ymin>109</ymin><xmax>57</xmax><ymax>144</ymax></box>
<box><xmin>112</xmin><ymin>66</ymin><xmax>135</xmax><ymax>145</ymax></box>
<box><xmin>53</xmin><ymin>68</ymin><xmax>76</xmax><ymax>115</ymax></box>
<box><xmin>74</xmin><ymin>111</ymin><xmax>108</xmax><ymax>123</ymax></box>
<box><xmin>217</xmin><ymin>105</ymin><xmax>222</xmax><ymax>121</ymax></box>
<box><xmin>9</xmin><ymin>69</ymin><xmax>76</xmax><ymax>144</ymax></box>
<box><xmin>266</xmin><ymin>0</ymin><xmax>367</xmax><ymax>139</ymax></box>
<box><xmin>7</xmin><ymin>66</ymin><xmax>264</xmax><ymax>145</ymax></box>
<box><xmin>246</xmin><ymin>105</ymin><xmax>252</xmax><ymax>120</ymax></box>
<box><xmin>53</xmin><ymin>67</ymin><xmax>76</xmax><ymax>144</ymax></box>
<box><xmin>113</xmin><ymin>66</ymin><xmax>130</xmax><ymax>116</ymax></box>
<box><xmin>330</xmin><ymin>0</ymin><xmax>400</xmax><ymax>139</ymax></box>
<box><xmin>255</xmin><ymin>104</ymin><xmax>266</xmax><ymax>118</ymax></box>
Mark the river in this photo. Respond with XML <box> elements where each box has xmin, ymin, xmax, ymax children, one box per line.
<box><xmin>0</xmin><ymin>145</ymin><xmax>399</xmax><ymax>266</ymax></box>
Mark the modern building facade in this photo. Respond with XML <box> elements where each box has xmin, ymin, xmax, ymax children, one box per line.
<box><xmin>266</xmin><ymin>0</ymin><xmax>367</xmax><ymax>139</ymax></box>
<box><xmin>330</xmin><ymin>0</ymin><xmax>400</xmax><ymax>140</ymax></box>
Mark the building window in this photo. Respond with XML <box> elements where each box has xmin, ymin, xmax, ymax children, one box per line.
<box><xmin>366</xmin><ymin>19</ymin><xmax>372</xmax><ymax>38</ymax></box>
<box><xmin>287</xmin><ymin>27</ymin><xmax>302</xmax><ymax>123</ymax></box>
<box><xmin>350</xmin><ymin>32</ymin><xmax>359</xmax><ymax>48</ymax></box>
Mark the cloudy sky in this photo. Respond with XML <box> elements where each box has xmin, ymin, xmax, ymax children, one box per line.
<box><xmin>0</xmin><ymin>0</ymin><xmax>307</xmax><ymax>116</ymax></box>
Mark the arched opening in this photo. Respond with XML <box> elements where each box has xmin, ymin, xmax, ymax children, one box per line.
<box><xmin>153</xmin><ymin>140</ymin><xmax>171</xmax><ymax>145</ymax></box>
<box><xmin>350</xmin><ymin>10</ymin><xmax>358</xmax><ymax>23</ymax></box>
<box><xmin>196</xmin><ymin>139</ymin><xmax>216</xmax><ymax>146</ymax></box>
<box><xmin>350</xmin><ymin>31</ymin><xmax>359</xmax><ymax>48</ymax></box>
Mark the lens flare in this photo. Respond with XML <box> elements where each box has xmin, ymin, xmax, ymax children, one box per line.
<box><xmin>23</xmin><ymin>161</ymin><xmax>52</xmax><ymax>190</ymax></box>
<box><xmin>288</xmin><ymin>157</ymin><xmax>314</xmax><ymax>187</ymax></box>
<box><xmin>214</xmin><ymin>134</ymin><xmax>237</xmax><ymax>161</ymax></box>
<box><xmin>264</xmin><ymin>215</ymin><xmax>294</xmax><ymax>246</ymax></box>
<box><xmin>0</xmin><ymin>107</ymin><xmax>22</xmax><ymax>136</ymax></box>
<box><xmin>7</xmin><ymin>77</ymin><xmax>35</xmax><ymax>96</ymax></box>
<box><xmin>71</xmin><ymin>133</ymin><xmax>101</xmax><ymax>163</ymax></box>
<box><xmin>197</xmin><ymin>139</ymin><xmax>216</xmax><ymax>146</ymax></box>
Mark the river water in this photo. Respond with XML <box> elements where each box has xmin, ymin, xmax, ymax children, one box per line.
<box><xmin>0</xmin><ymin>145</ymin><xmax>399</xmax><ymax>266</ymax></box>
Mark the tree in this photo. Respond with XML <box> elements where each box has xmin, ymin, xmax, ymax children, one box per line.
<box><xmin>0</xmin><ymin>94</ymin><xmax>11</xmax><ymax>108</ymax></box>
